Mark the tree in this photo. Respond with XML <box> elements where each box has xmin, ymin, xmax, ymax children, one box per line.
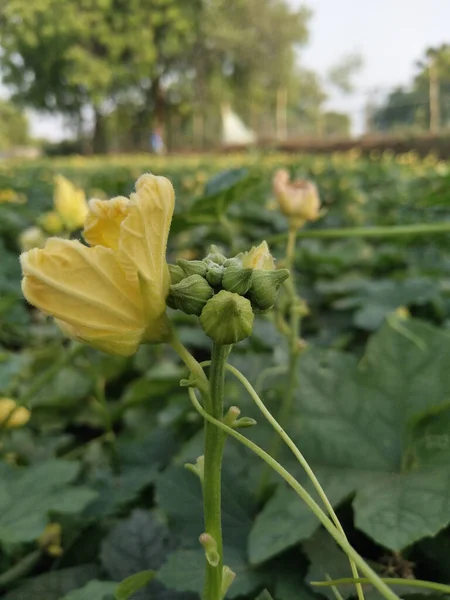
<box><xmin>0</xmin><ymin>0</ymin><xmax>198</xmax><ymax>152</ymax></box>
<box><xmin>0</xmin><ymin>100</ymin><xmax>29</xmax><ymax>149</ymax></box>
<box><xmin>372</xmin><ymin>45</ymin><xmax>450</xmax><ymax>133</ymax></box>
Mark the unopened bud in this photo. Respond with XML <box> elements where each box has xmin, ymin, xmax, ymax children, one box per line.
<box><xmin>248</xmin><ymin>269</ymin><xmax>289</xmax><ymax>312</ymax></box>
<box><xmin>177</xmin><ymin>258</ymin><xmax>208</xmax><ymax>278</ymax></box>
<box><xmin>199</xmin><ymin>533</ymin><xmax>220</xmax><ymax>567</ymax></box>
<box><xmin>273</xmin><ymin>169</ymin><xmax>321</xmax><ymax>227</ymax></box>
<box><xmin>242</xmin><ymin>241</ymin><xmax>275</xmax><ymax>271</ymax></box>
<box><xmin>223</xmin><ymin>406</ymin><xmax>241</xmax><ymax>426</ymax></box>
<box><xmin>205</xmin><ymin>245</ymin><xmax>227</xmax><ymax>266</ymax></box>
<box><xmin>200</xmin><ymin>291</ymin><xmax>254</xmax><ymax>345</ymax></box>
<box><xmin>224</xmin><ymin>254</ymin><xmax>243</xmax><ymax>268</ymax></box>
<box><xmin>206</xmin><ymin>264</ymin><xmax>224</xmax><ymax>287</ymax></box>
<box><xmin>222</xmin><ymin>265</ymin><xmax>253</xmax><ymax>295</ymax></box>
<box><xmin>168</xmin><ymin>275</ymin><xmax>213</xmax><ymax>315</ymax></box>
<box><xmin>168</xmin><ymin>264</ymin><xmax>185</xmax><ymax>285</ymax></box>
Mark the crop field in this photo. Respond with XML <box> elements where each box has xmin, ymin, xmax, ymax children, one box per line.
<box><xmin>1</xmin><ymin>151</ymin><xmax>450</xmax><ymax>600</ymax></box>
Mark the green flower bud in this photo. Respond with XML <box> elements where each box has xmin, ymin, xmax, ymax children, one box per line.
<box><xmin>168</xmin><ymin>264</ymin><xmax>185</xmax><ymax>285</ymax></box>
<box><xmin>224</xmin><ymin>254</ymin><xmax>243</xmax><ymax>268</ymax></box>
<box><xmin>206</xmin><ymin>264</ymin><xmax>224</xmax><ymax>287</ymax></box>
<box><xmin>204</xmin><ymin>245</ymin><xmax>227</xmax><ymax>266</ymax></box>
<box><xmin>222</xmin><ymin>265</ymin><xmax>253</xmax><ymax>295</ymax></box>
<box><xmin>200</xmin><ymin>290</ymin><xmax>254</xmax><ymax>345</ymax></box>
<box><xmin>248</xmin><ymin>268</ymin><xmax>290</xmax><ymax>312</ymax></box>
<box><xmin>177</xmin><ymin>258</ymin><xmax>207</xmax><ymax>278</ymax></box>
<box><xmin>168</xmin><ymin>274</ymin><xmax>214</xmax><ymax>315</ymax></box>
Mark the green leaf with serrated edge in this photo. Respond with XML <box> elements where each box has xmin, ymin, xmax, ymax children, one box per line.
<box><xmin>250</xmin><ymin>319</ymin><xmax>450</xmax><ymax>562</ymax></box>
<box><xmin>0</xmin><ymin>460</ymin><xmax>97</xmax><ymax>544</ymax></box>
<box><xmin>115</xmin><ymin>571</ymin><xmax>155</xmax><ymax>600</ymax></box>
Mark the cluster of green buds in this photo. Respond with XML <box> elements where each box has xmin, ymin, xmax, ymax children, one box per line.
<box><xmin>167</xmin><ymin>242</ymin><xmax>289</xmax><ymax>345</ymax></box>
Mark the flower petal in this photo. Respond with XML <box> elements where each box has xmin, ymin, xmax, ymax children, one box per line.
<box><xmin>118</xmin><ymin>174</ymin><xmax>174</xmax><ymax>299</ymax></box>
<box><xmin>55</xmin><ymin>319</ymin><xmax>143</xmax><ymax>356</ymax></box>
<box><xmin>21</xmin><ymin>238</ymin><xmax>143</xmax><ymax>331</ymax></box>
<box><xmin>83</xmin><ymin>196</ymin><xmax>130</xmax><ymax>250</ymax></box>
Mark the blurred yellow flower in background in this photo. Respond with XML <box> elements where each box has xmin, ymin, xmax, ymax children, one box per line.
<box><xmin>38</xmin><ymin>523</ymin><xmax>63</xmax><ymax>557</ymax></box>
<box><xmin>21</xmin><ymin>174</ymin><xmax>175</xmax><ymax>356</ymax></box>
<box><xmin>53</xmin><ymin>175</ymin><xmax>88</xmax><ymax>230</ymax></box>
<box><xmin>0</xmin><ymin>189</ymin><xmax>26</xmax><ymax>204</ymax></box>
<box><xmin>272</xmin><ymin>169</ymin><xmax>321</xmax><ymax>227</ymax></box>
<box><xmin>0</xmin><ymin>398</ymin><xmax>31</xmax><ymax>428</ymax></box>
<box><xmin>39</xmin><ymin>210</ymin><xmax>64</xmax><ymax>234</ymax></box>
<box><xmin>19</xmin><ymin>226</ymin><xmax>47</xmax><ymax>251</ymax></box>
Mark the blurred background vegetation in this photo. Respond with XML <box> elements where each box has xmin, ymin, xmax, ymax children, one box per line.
<box><xmin>0</xmin><ymin>0</ymin><xmax>449</xmax><ymax>155</ymax></box>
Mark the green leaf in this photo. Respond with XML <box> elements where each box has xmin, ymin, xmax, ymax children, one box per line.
<box><xmin>304</xmin><ymin>530</ymin><xmax>368</xmax><ymax>600</ymax></box>
<box><xmin>331</xmin><ymin>278</ymin><xmax>439</xmax><ymax>331</ymax></box>
<box><xmin>101</xmin><ymin>510</ymin><xmax>174</xmax><ymax>581</ymax></box>
<box><xmin>250</xmin><ymin>319</ymin><xmax>450</xmax><ymax>560</ymax></box>
<box><xmin>0</xmin><ymin>460</ymin><xmax>97</xmax><ymax>544</ymax></box>
<box><xmin>248</xmin><ymin>472</ymin><xmax>357</xmax><ymax>564</ymax></box>
<box><xmin>156</xmin><ymin>466</ymin><xmax>255</xmax><ymax>549</ymax></box>
<box><xmin>4</xmin><ymin>565</ymin><xmax>99</xmax><ymax>600</ymax></box>
<box><xmin>31</xmin><ymin>367</ymin><xmax>93</xmax><ymax>407</ymax></box>
<box><xmin>115</xmin><ymin>571</ymin><xmax>155</xmax><ymax>600</ymax></box>
<box><xmin>61</xmin><ymin>580</ymin><xmax>117</xmax><ymax>600</ymax></box>
<box><xmin>158</xmin><ymin>547</ymin><xmax>269</xmax><ymax>599</ymax></box>
<box><xmin>188</xmin><ymin>168</ymin><xmax>257</xmax><ymax>223</ymax></box>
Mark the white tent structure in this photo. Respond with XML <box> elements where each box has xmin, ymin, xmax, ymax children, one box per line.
<box><xmin>221</xmin><ymin>104</ymin><xmax>256</xmax><ymax>146</ymax></box>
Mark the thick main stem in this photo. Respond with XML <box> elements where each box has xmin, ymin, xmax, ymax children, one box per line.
<box><xmin>203</xmin><ymin>344</ymin><xmax>229</xmax><ymax>600</ymax></box>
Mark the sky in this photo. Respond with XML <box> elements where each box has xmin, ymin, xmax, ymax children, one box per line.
<box><xmin>20</xmin><ymin>0</ymin><xmax>450</xmax><ymax>140</ymax></box>
<box><xmin>290</xmin><ymin>0</ymin><xmax>450</xmax><ymax>132</ymax></box>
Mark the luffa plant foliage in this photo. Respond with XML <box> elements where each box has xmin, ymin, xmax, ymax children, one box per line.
<box><xmin>17</xmin><ymin>172</ymin><xmax>447</xmax><ymax>600</ymax></box>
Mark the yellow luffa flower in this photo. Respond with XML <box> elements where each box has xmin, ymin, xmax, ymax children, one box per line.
<box><xmin>0</xmin><ymin>398</ymin><xmax>31</xmax><ymax>428</ymax></box>
<box><xmin>53</xmin><ymin>175</ymin><xmax>89</xmax><ymax>230</ymax></box>
<box><xmin>21</xmin><ymin>174</ymin><xmax>175</xmax><ymax>356</ymax></box>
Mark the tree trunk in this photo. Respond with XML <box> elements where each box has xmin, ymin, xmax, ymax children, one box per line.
<box><xmin>92</xmin><ymin>108</ymin><xmax>108</xmax><ymax>154</ymax></box>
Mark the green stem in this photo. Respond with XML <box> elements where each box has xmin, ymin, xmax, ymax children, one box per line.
<box><xmin>169</xmin><ymin>333</ymin><xmax>209</xmax><ymax>395</ymax></box>
<box><xmin>224</xmin><ymin>364</ymin><xmax>365</xmax><ymax>600</ymax></box>
<box><xmin>202</xmin><ymin>344</ymin><xmax>229</xmax><ymax>600</ymax></box>
<box><xmin>188</xmin><ymin>388</ymin><xmax>400</xmax><ymax>600</ymax></box>
<box><xmin>259</xmin><ymin>226</ymin><xmax>300</xmax><ymax>496</ymax></box>
<box><xmin>269</xmin><ymin>221</ymin><xmax>450</xmax><ymax>244</ymax></box>
<box><xmin>0</xmin><ymin>550</ymin><xmax>42</xmax><ymax>588</ymax></box>
<box><xmin>94</xmin><ymin>378</ymin><xmax>121</xmax><ymax>474</ymax></box>
<box><xmin>311</xmin><ymin>578</ymin><xmax>450</xmax><ymax>595</ymax></box>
